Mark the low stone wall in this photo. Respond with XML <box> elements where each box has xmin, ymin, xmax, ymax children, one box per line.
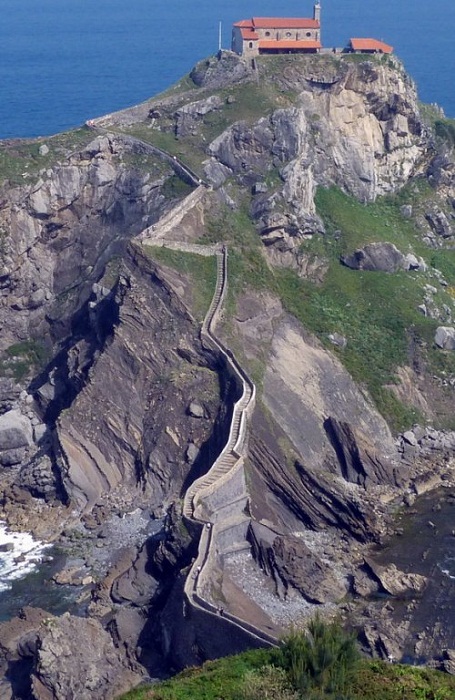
<box><xmin>139</xmin><ymin>186</ymin><xmax>207</xmax><ymax>242</ymax></box>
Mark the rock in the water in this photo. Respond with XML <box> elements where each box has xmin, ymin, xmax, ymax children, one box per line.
<box><xmin>364</xmin><ymin>559</ymin><xmax>426</xmax><ymax>596</ymax></box>
<box><xmin>435</xmin><ymin>326</ymin><xmax>455</xmax><ymax>350</ymax></box>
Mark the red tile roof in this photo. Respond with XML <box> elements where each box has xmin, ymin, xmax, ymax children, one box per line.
<box><xmin>240</xmin><ymin>28</ymin><xmax>259</xmax><ymax>40</ymax></box>
<box><xmin>233</xmin><ymin>20</ymin><xmax>254</xmax><ymax>28</ymax></box>
<box><xmin>350</xmin><ymin>38</ymin><xmax>393</xmax><ymax>53</ymax></box>
<box><xmin>259</xmin><ymin>40</ymin><xmax>321</xmax><ymax>50</ymax></box>
<box><xmin>234</xmin><ymin>17</ymin><xmax>320</xmax><ymax>30</ymax></box>
<box><xmin>253</xmin><ymin>17</ymin><xmax>320</xmax><ymax>29</ymax></box>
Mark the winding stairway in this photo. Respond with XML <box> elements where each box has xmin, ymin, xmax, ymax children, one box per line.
<box><xmin>133</xmin><ymin>145</ymin><xmax>278</xmax><ymax>649</ymax></box>
<box><xmin>181</xmin><ymin>245</ymin><xmax>276</xmax><ymax>647</ymax></box>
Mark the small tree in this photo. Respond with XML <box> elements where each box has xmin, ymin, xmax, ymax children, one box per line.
<box><xmin>278</xmin><ymin>615</ymin><xmax>360</xmax><ymax>699</ymax></box>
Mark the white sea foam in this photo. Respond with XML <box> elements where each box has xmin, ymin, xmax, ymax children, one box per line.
<box><xmin>0</xmin><ymin>522</ymin><xmax>51</xmax><ymax>592</ymax></box>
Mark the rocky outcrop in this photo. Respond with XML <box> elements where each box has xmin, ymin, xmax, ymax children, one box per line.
<box><xmin>248</xmin><ymin>521</ymin><xmax>346</xmax><ymax>603</ymax></box>
<box><xmin>0</xmin><ymin>409</ymin><xmax>33</xmax><ymax>466</ymax></box>
<box><xmin>43</xmin><ymin>245</ymin><xmax>227</xmax><ymax>516</ymax></box>
<box><xmin>425</xmin><ymin>208</ymin><xmax>453</xmax><ymax>238</ymax></box>
<box><xmin>190</xmin><ymin>51</ymin><xmax>253</xmax><ymax>89</ymax></box>
<box><xmin>261</xmin><ymin>318</ymin><xmax>397</xmax><ymax>481</ymax></box>
<box><xmin>0</xmin><ymin>131</ymin><xmax>200</xmax><ymax>358</ymax></box>
<box><xmin>0</xmin><ymin>608</ymin><xmax>142</xmax><ymax>700</ymax></box>
<box><xmin>341</xmin><ymin>242</ymin><xmax>426</xmax><ymax>273</ymax></box>
<box><xmin>324</xmin><ymin>417</ymin><xmax>400</xmax><ymax>488</ymax></box>
<box><xmin>30</xmin><ymin>614</ymin><xmax>142</xmax><ymax>700</ymax></box>
<box><xmin>206</xmin><ymin>56</ymin><xmax>429</xmax><ymax>245</ymax></box>
<box><xmin>435</xmin><ymin>326</ymin><xmax>455</xmax><ymax>350</ymax></box>
<box><xmin>0</xmin><ymin>50</ymin><xmax>453</xmax><ymax>691</ymax></box>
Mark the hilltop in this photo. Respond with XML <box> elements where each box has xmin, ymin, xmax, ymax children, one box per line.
<box><xmin>1</xmin><ymin>50</ymin><xmax>455</xmax><ymax>697</ymax></box>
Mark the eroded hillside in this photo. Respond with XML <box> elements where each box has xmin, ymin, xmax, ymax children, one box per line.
<box><xmin>1</xmin><ymin>51</ymin><xmax>455</xmax><ymax>697</ymax></box>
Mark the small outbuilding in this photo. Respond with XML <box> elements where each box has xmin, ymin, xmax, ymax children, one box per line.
<box><xmin>349</xmin><ymin>38</ymin><xmax>393</xmax><ymax>54</ymax></box>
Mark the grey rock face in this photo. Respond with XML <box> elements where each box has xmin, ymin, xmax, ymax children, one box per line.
<box><xmin>188</xmin><ymin>401</ymin><xmax>205</xmax><ymax>418</ymax></box>
<box><xmin>425</xmin><ymin>209</ymin><xmax>453</xmax><ymax>238</ymax></box>
<box><xmin>31</xmin><ymin>614</ymin><xmax>141</xmax><ymax>700</ymax></box>
<box><xmin>325</xmin><ymin>417</ymin><xmax>398</xmax><ymax>488</ymax></box>
<box><xmin>0</xmin><ymin>410</ymin><xmax>33</xmax><ymax>452</ymax></box>
<box><xmin>341</xmin><ymin>242</ymin><xmax>406</xmax><ymax>273</ymax></box>
<box><xmin>435</xmin><ymin>326</ymin><xmax>455</xmax><ymax>350</ymax></box>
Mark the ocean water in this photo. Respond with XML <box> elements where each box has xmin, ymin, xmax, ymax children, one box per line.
<box><xmin>0</xmin><ymin>0</ymin><xmax>454</xmax><ymax>139</ymax></box>
<box><xmin>0</xmin><ymin>523</ymin><xmax>50</xmax><ymax>592</ymax></box>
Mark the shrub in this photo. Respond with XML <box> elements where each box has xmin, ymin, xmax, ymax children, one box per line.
<box><xmin>278</xmin><ymin>616</ymin><xmax>360</xmax><ymax>699</ymax></box>
<box><xmin>240</xmin><ymin>664</ymin><xmax>298</xmax><ymax>700</ymax></box>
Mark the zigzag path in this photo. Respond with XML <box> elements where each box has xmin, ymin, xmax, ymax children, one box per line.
<box><xmin>131</xmin><ymin>155</ymin><xmax>278</xmax><ymax>648</ymax></box>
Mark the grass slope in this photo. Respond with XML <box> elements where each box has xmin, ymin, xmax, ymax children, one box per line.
<box><xmin>119</xmin><ymin>651</ymin><xmax>455</xmax><ymax>700</ymax></box>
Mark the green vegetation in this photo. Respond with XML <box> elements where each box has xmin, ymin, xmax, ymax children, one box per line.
<box><xmin>202</xmin><ymin>182</ymin><xmax>455</xmax><ymax>431</ymax></box>
<box><xmin>143</xmin><ymin>246</ymin><xmax>217</xmax><ymax>321</ymax></box>
<box><xmin>119</xmin><ymin>621</ymin><xmax>455</xmax><ymax>700</ymax></box>
<box><xmin>161</xmin><ymin>175</ymin><xmax>194</xmax><ymax>200</ymax></box>
<box><xmin>433</xmin><ymin>119</ymin><xmax>455</xmax><ymax>149</ymax></box>
<box><xmin>279</xmin><ymin>617</ymin><xmax>360</xmax><ymax>699</ymax></box>
<box><xmin>119</xmin><ymin>648</ymin><xmax>272</xmax><ymax>700</ymax></box>
<box><xmin>121</xmin><ymin>72</ymin><xmax>298</xmax><ymax>177</ymax></box>
<box><xmin>0</xmin><ymin>340</ymin><xmax>49</xmax><ymax>381</ymax></box>
<box><xmin>0</xmin><ymin>127</ymin><xmax>94</xmax><ymax>185</ymax></box>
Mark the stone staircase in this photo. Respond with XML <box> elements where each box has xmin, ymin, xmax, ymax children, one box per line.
<box><xmin>182</xmin><ymin>247</ymin><xmax>253</xmax><ymax>521</ymax></box>
<box><xmin>133</xmin><ymin>158</ymin><xmax>277</xmax><ymax>649</ymax></box>
<box><xmin>179</xmin><ymin>246</ymin><xmax>276</xmax><ymax>647</ymax></box>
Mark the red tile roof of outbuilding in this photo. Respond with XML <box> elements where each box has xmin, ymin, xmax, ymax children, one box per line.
<box><xmin>350</xmin><ymin>38</ymin><xmax>393</xmax><ymax>53</ymax></box>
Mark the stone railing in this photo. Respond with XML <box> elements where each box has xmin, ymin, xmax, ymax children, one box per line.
<box><xmin>138</xmin><ymin>185</ymin><xmax>207</xmax><ymax>243</ymax></box>
<box><xmin>92</xmin><ymin>130</ymin><xmax>208</xmax><ymax>190</ymax></box>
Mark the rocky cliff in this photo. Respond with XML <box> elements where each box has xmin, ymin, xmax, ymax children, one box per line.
<box><xmin>1</xmin><ymin>50</ymin><xmax>455</xmax><ymax>697</ymax></box>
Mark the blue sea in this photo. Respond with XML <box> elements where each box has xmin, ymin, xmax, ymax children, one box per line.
<box><xmin>0</xmin><ymin>0</ymin><xmax>454</xmax><ymax>140</ymax></box>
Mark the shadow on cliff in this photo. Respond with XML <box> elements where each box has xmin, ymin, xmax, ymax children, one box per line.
<box><xmin>30</xmin><ymin>281</ymin><xmax>123</xmax><ymax>427</ymax></box>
